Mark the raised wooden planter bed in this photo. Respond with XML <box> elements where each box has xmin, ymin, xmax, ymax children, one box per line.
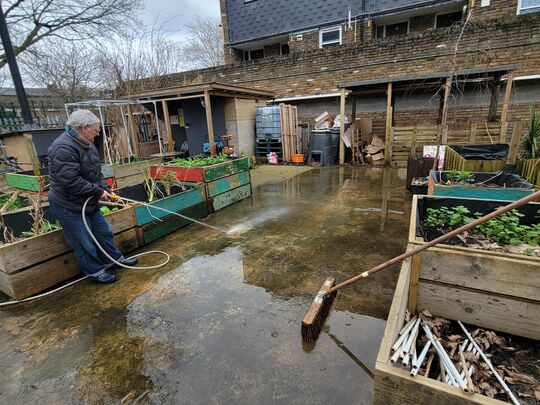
<box><xmin>116</xmin><ymin>183</ymin><xmax>206</xmax><ymax>226</ymax></box>
<box><xmin>101</xmin><ymin>157</ymin><xmax>162</xmax><ymax>189</ymax></box>
<box><xmin>5</xmin><ymin>168</ymin><xmax>49</xmax><ymax>192</ymax></box>
<box><xmin>427</xmin><ymin>170</ymin><xmax>534</xmax><ymax>201</ymax></box>
<box><xmin>517</xmin><ymin>158</ymin><xmax>540</xmax><ymax>188</ymax></box>
<box><xmin>444</xmin><ymin>144</ymin><xmax>508</xmax><ymax>172</ymax></box>
<box><xmin>374</xmin><ymin>244</ymin><xmax>540</xmax><ymax>404</ymax></box>
<box><xmin>0</xmin><ymin>205</ymin><xmax>138</xmax><ymax>300</ymax></box>
<box><xmin>150</xmin><ymin>156</ymin><xmax>250</xmax><ymax>183</ymax></box>
<box><xmin>138</xmin><ymin>201</ymin><xmax>211</xmax><ymax>245</ymax></box>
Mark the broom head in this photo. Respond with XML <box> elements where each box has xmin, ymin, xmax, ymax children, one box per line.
<box><xmin>301</xmin><ymin>277</ymin><xmax>336</xmax><ymax>342</ymax></box>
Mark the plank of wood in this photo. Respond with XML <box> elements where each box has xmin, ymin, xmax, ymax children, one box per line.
<box><xmin>407</xmin><ymin>254</ymin><xmax>421</xmax><ymax>314</ymax></box>
<box><xmin>417</xmin><ymin>279</ymin><xmax>540</xmax><ymax>340</ymax></box>
<box><xmin>506</xmin><ymin>121</ymin><xmax>523</xmax><ymax>165</ymax></box>
<box><xmin>204</xmin><ymin>91</ymin><xmax>215</xmax><ymax>156</ymax></box>
<box><xmin>115</xmin><ymin>173</ymin><xmax>145</xmax><ymax>189</ymax></box>
<box><xmin>384</xmin><ymin>83</ymin><xmax>392</xmax><ymax>164</ymax></box>
<box><xmin>339</xmin><ymin>88</ymin><xmax>346</xmax><ymax>164</ymax></box>
<box><xmin>206</xmin><ymin>171</ymin><xmax>250</xmax><ymax>198</ymax></box>
<box><xmin>211</xmin><ymin>184</ymin><xmax>251</xmax><ymax>211</ymax></box>
<box><xmin>0</xmin><ymin>228</ymin><xmax>140</xmax><ymax>300</ymax></box>
<box><xmin>113</xmin><ymin>158</ymin><xmax>162</xmax><ymax>179</ymax></box>
<box><xmin>418</xmin><ymin>247</ymin><xmax>540</xmax><ymax>301</ymax></box>
<box><xmin>374</xmin><ymin>362</ymin><xmax>503</xmax><ymax>405</ymax></box>
<box><xmin>500</xmin><ymin>70</ymin><xmax>514</xmax><ymax>125</ymax></box>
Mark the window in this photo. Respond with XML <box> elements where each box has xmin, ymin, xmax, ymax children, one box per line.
<box><xmin>375</xmin><ymin>21</ymin><xmax>409</xmax><ymax>38</ymax></box>
<box><xmin>517</xmin><ymin>0</ymin><xmax>540</xmax><ymax>14</ymax></box>
<box><xmin>243</xmin><ymin>49</ymin><xmax>264</xmax><ymax>61</ymax></box>
<box><xmin>280</xmin><ymin>43</ymin><xmax>290</xmax><ymax>55</ymax></box>
<box><xmin>319</xmin><ymin>26</ymin><xmax>342</xmax><ymax>48</ymax></box>
<box><xmin>435</xmin><ymin>11</ymin><xmax>463</xmax><ymax>29</ymax></box>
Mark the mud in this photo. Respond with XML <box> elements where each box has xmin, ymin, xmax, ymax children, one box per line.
<box><xmin>0</xmin><ymin>167</ymin><xmax>411</xmax><ymax>404</ymax></box>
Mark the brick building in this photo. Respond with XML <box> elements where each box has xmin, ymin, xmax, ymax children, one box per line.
<box><xmin>136</xmin><ymin>0</ymin><xmax>540</xmax><ymax>162</ymax></box>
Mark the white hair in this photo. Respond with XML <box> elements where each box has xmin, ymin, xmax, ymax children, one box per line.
<box><xmin>66</xmin><ymin>109</ymin><xmax>100</xmax><ymax>129</ymax></box>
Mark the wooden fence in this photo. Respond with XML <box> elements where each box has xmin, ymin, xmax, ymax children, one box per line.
<box><xmin>389</xmin><ymin>122</ymin><xmax>505</xmax><ymax>164</ymax></box>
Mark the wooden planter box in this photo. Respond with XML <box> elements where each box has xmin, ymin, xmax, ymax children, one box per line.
<box><xmin>5</xmin><ymin>168</ymin><xmax>49</xmax><ymax>192</ymax></box>
<box><xmin>0</xmin><ymin>206</ymin><xmax>138</xmax><ymax>300</ymax></box>
<box><xmin>374</xmin><ymin>242</ymin><xmax>540</xmax><ymax>404</ymax></box>
<box><xmin>117</xmin><ymin>183</ymin><xmax>207</xmax><ymax>226</ymax></box>
<box><xmin>444</xmin><ymin>144</ymin><xmax>508</xmax><ymax>172</ymax></box>
<box><xmin>138</xmin><ymin>201</ymin><xmax>211</xmax><ymax>245</ymax></box>
<box><xmin>150</xmin><ymin>157</ymin><xmax>250</xmax><ymax>183</ymax></box>
<box><xmin>210</xmin><ymin>183</ymin><xmax>252</xmax><ymax>212</ymax></box>
<box><xmin>101</xmin><ymin>157</ymin><xmax>163</xmax><ymax>189</ymax></box>
<box><xmin>517</xmin><ymin>158</ymin><xmax>540</xmax><ymax>188</ymax></box>
<box><xmin>427</xmin><ymin>170</ymin><xmax>534</xmax><ymax>201</ymax></box>
<box><xmin>206</xmin><ymin>171</ymin><xmax>250</xmax><ymax>198</ymax></box>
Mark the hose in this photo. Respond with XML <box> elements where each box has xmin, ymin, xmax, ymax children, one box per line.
<box><xmin>0</xmin><ymin>197</ymin><xmax>171</xmax><ymax>307</ymax></box>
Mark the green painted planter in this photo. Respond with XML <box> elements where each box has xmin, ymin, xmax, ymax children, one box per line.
<box><xmin>206</xmin><ymin>171</ymin><xmax>250</xmax><ymax>198</ymax></box>
<box><xmin>211</xmin><ymin>184</ymin><xmax>251</xmax><ymax>211</ymax></box>
<box><xmin>5</xmin><ymin>171</ymin><xmax>49</xmax><ymax>192</ymax></box>
<box><xmin>428</xmin><ymin>170</ymin><xmax>534</xmax><ymax>202</ymax></box>
<box><xmin>133</xmin><ymin>186</ymin><xmax>206</xmax><ymax>226</ymax></box>
<box><xmin>139</xmin><ymin>201</ymin><xmax>211</xmax><ymax>245</ymax></box>
<box><xmin>151</xmin><ymin>157</ymin><xmax>250</xmax><ymax>183</ymax></box>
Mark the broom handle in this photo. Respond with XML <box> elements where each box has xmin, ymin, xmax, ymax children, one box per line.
<box><xmin>329</xmin><ymin>189</ymin><xmax>540</xmax><ymax>293</ymax></box>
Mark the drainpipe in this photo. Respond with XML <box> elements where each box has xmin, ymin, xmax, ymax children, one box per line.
<box><xmin>0</xmin><ymin>3</ymin><xmax>36</xmax><ymax>129</ymax></box>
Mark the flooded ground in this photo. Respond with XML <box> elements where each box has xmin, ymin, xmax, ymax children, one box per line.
<box><xmin>0</xmin><ymin>166</ymin><xmax>411</xmax><ymax>404</ymax></box>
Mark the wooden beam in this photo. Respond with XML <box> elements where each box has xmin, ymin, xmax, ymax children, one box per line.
<box><xmin>161</xmin><ymin>100</ymin><xmax>174</xmax><ymax>152</ymax></box>
<box><xmin>500</xmin><ymin>70</ymin><xmax>514</xmax><ymax>125</ymax></box>
<box><xmin>384</xmin><ymin>82</ymin><xmax>393</xmax><ymax>164</ymax></box>
<box><xmin>488</xmin><ymin>75</ymin><xmax>501</xmax><ymax>122</ymax></box>
<box><xmin>506</xmin><ymin>120</ymin><xmax>523</xmax><ymax>166</ymax></box>
<box><xmin>204</xmin><ymin>91</ymin><xmax>215</xmax><ymax>156</ymax></box>
<box><xmin>126</xmin><ymin>104</ymin><xmax>140</xmax><ymax>156</ymax></box>
<box><xmin>339</xmin><ymin>88</ymin><xmax>346</xmax><ymax>165</ymax></box>
<box><xmin>351</xmin><ymin>97</ymin><xmax>357</xmax><ymax>123</ymax></box>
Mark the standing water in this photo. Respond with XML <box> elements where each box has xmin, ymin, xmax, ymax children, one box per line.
<box><xmin>0</xmin><ymin>167</ymin><xmax>411</xmax><ymax>404</ymax></box>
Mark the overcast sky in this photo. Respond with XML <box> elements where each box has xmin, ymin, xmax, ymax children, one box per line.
<box><xmin>142</xmin><ymin>0</ymin><xmax>221</xmax><ymax>42</ymax></box>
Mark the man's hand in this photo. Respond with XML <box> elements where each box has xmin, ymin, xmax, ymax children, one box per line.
<box><xmin>101</xmin><ymin>190</ymin><xmax>114</xmax><ymax>200</ymax></box>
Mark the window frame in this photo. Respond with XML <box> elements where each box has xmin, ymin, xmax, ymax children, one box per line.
<box><xmin>517</xmin><ymin>0</ymin><xmax>540</xmax><ymax>14</ymax></box>
<box><xmin>243</xmin><ymin>48</ymin><xmax>265</xmax><ymax>61</ymax></box>
<box><xmin>280</xmin><ymin>43</ymin><xmax>290</xmax><ymax>56</ymax></box>
<box><xmin>319</xmin><ymin>25</ymin><xmax>342</xmax><ymax>48</ymax></box>
<box><xmin>434</xmin><ymin>10</ymin><xmax>463</xmax><ymax>29</ymax></box>
<box><xmin>375</xmin><ymin>20</ymin><xmax>410</xmax><ymax>39</ymax></box>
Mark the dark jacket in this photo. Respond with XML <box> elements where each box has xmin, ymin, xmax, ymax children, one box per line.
<box><xmin>48</xmin><ymin>131</ymin><xmax>110</xmax><ymax>213</ymax></box>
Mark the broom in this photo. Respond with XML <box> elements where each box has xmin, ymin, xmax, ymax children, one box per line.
<box><xmin>301</xmin><ymin>189</ymin><xmax>540</xmax><ymax>342</ymax></box>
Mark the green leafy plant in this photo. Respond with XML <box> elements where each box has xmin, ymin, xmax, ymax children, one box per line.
<box><xmin>168</xmin><ymin>156</ymin><xmax>228</xmax><ymax>168</ymax></box>
<box><xmin>446</xmin><ymin>171</ymin><xmax>475</xmax><ymax>184</ymax></box>
<box><xmin>100</xmin><ymin>206</ymin><xmax>119</xmax><ymax>215</ymax></box>
<box><xmin>21</xmin><ymin>219</ymin><xmax>60</xmax><ymax>238</ymax></box>
<box><xmin>0</xmin><ymin>194</ymin><xmax>24</xmax><ymax>212</ymax></box>
<box><xmin>520</xmin><ymin>107</ymin><xmax>540</xmax><ymax>159</ymax></box>
<box><xmin>423</xmin><ymin>206</ymin><xmax>540</xmax><ymax>247</ymax></box>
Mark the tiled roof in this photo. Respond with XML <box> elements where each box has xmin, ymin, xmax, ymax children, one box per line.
<box><xmin>226</xmin><ymin>0</ymin><xmax>463</xmax><ymax>45</ymax></box>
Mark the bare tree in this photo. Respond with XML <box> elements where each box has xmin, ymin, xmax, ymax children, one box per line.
<box><xmin>20</xmin><ymin>40</ymin><xmax>104</xmax><ymax>105</ymax></box>
<box><xmin>0</xmin><ymin>0</ymin><xmax>143</xmax><ymax>70</ymax></box>
<box><xmin>97</xmin><ymin>27</ymin><xmax>186</xmax><ymax>96</ymax></box>
<box><xmin>180</xmin><ymin>16</ymin><xmax>224</xmax><ymax>69</ymax></box>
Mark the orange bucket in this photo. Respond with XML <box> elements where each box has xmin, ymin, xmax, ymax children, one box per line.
<box><xmin>291</xmin><ymin>153</ymin><xmax>304</xmax><ymax>163</ymax></box>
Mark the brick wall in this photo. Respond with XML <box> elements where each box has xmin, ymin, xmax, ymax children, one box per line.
<box><xmin>470</xmin><ymin>0</ymin><xmax>518</xmax><ymax>21</ymax></box>
<box><xmin>289</xmin><ymin>30</ymin><xmax>319</xmax><ymax>53</ymax></box>
<box><xmin>410</xmin><ymin>14</ymin><xmax>435</xmax><ymax>34</ymax></box>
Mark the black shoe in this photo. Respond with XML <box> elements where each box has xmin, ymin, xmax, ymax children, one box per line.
<box><xmin>118</xmin><ymin>257</ymin><xmax>138</xmax><ymax>266</ymax></box>
<box><xmin>89</xmin><ymin>271</ymin><xmax>116</xmax><ymax>284</ymax></box>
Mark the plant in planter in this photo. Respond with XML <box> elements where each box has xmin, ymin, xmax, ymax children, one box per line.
<box><xmin>422</xmin><ymin>205</ymin><xmax>540</xmax><ymax>252</ymax></box>
<box><xmin>162</xmin><ymin>171</ymin><xmax>177</xmax><ymax>197</ymax></box>
<box><xmin>445</xmin><ymin>170</ymin><xmax>474</xmax><ymax>184</ymax></box>
<box><xmin>169</xmin><ymin>156</ymin><xmax>228</xmax><ymax>168</ymax></box>
<box><xmin>520</xmin><ymin>107</ymin><xmax>540</xmax><ymax>159</ymax></box>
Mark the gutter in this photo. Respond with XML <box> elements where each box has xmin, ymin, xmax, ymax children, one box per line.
<box><xmin>273</xmin><ymin>93</ymin><xmax>341</xmax><ymax>103</ymax></box>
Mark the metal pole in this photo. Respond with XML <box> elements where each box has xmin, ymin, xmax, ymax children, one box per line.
<box><xmin>119</xmin><ymin>104</ymin><xmax>133</xmax><ymax>156</ymax></box>
<box><xmin>0</xmin><ymin>4</ymin><xmax>35</xmax><ymax>128</ymax></box>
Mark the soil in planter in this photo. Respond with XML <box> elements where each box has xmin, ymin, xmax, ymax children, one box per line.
<box><xmin>0</xmin><ymin>204</ymin><xmax>58</xmax><ymax>242</ymax></box>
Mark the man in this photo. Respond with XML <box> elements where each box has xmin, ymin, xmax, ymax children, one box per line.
<box><xmin>48</xmin><ymin>109</ymin><xmax>137</xmax><ymax>284</ymax></box>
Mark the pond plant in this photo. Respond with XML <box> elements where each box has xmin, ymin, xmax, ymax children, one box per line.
<box><xmin>520</xmin><ymin>107</ymin><xmax>540</xmax><ymax>159</ymax></box>
<box><xmin>445</xmin><ymin>171</ymin><xmax>475</xmax><ymax>184</ymax></box>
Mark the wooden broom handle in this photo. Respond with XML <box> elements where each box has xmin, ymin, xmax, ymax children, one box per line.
<box><xmin>329</xmin><ymin>189</ymin><xmax>540</xmax><ymax>293</ymax></box>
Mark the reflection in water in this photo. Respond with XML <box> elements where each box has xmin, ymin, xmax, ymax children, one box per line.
<box><xmin>0</xmin><ymin>167</ymin><xmax>411</xmax><ymax>404</ymax></box>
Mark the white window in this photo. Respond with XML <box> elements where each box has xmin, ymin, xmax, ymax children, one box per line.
<box><xmin>375</xmin><ymin>21</ymin><xmax>409</xmax><ymax>39</ymax></box>
<box><xmin>319</xmin><ymin>26</ymin><xmax>342</xmax><ymax>48</ymax></box>
<box><xmin>517</xmin><ymin>0</ymin><xmax>540</xmax><ymax>14</ymax></box>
